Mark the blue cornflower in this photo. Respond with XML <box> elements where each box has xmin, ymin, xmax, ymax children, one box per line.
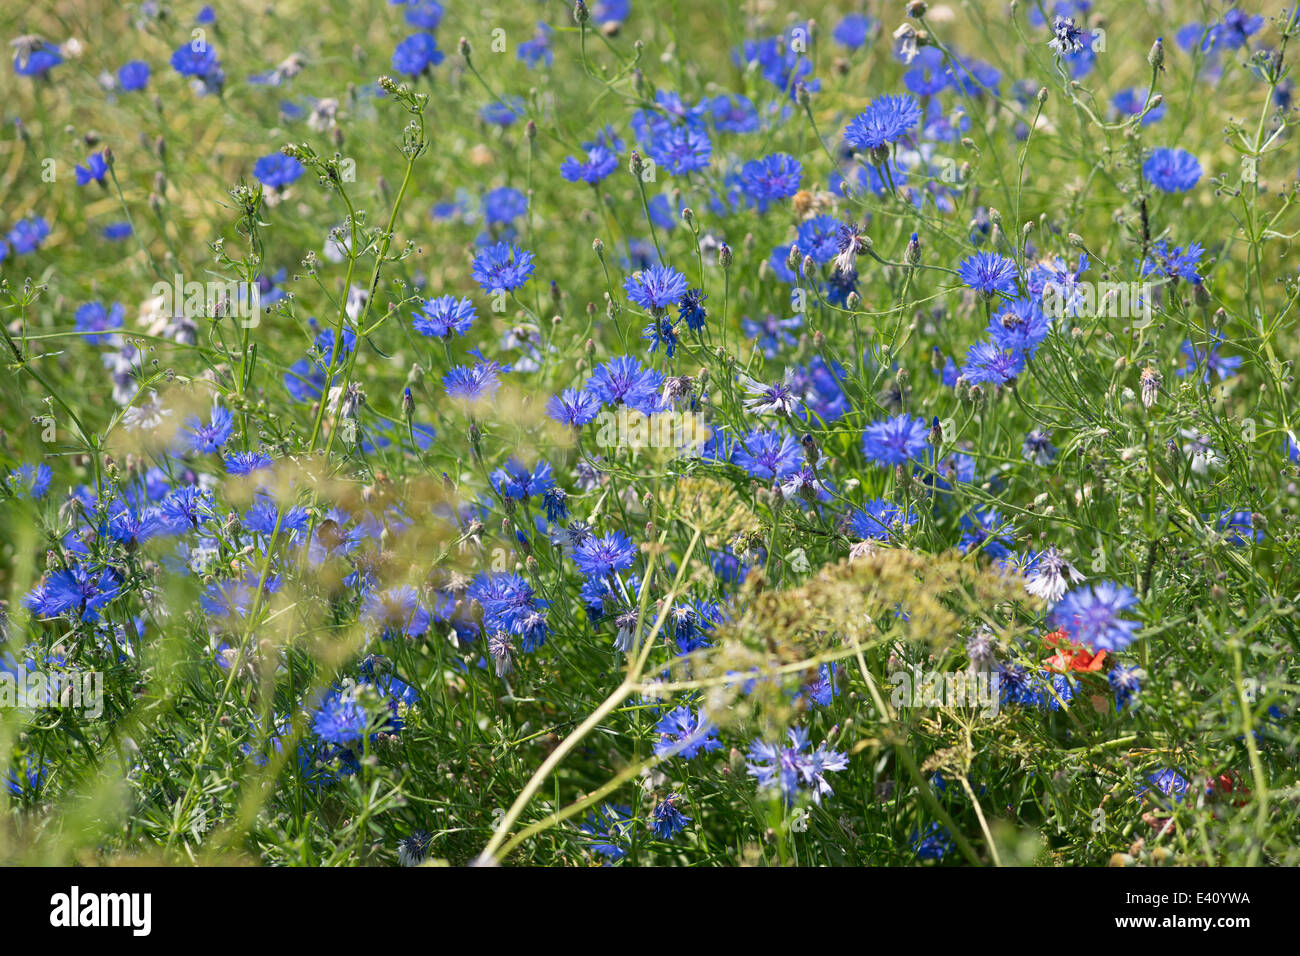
<box><xmin>313</xmin><ymin>323</ymin><xmax>357</xmax><ymax>365</ymax></box>
<box><xmin>578</xmin><ymin>803</ymin><xmax>633</xmax><ymax>860</ymax></box>
<box><xmin>491</xmin><ymin>458</ymin><xmax>554</xmax><ymax>501</ymax></box>
<box><xmin>833</xmin><ymin>13</ymin><xmax>875</xmax><ymax>49</ymax></box>
<box><xmin>1178</xmin><ymin>334</ymin><xmax>1242</xmax><ymax>382</ymax></box>
<box><xmin>117</xmin><ymin>60</ymin><xmax>151</xmax><ymax>91</ymax></box>
<box><xmin>398</xmin><ymin>0</ymin><xmax>444</xmax><ymax>29</ymax></box>
<box><xmin>1109</xmin><ymin>665</ymin><xmax>1142</xmax><ymax>711</ymax></box>
<box><xmin>586</xmin><ymin>355</ymin><xmax>664</xmax><ymax>414</ymax></box>
<box><xmin>13</xmin><ymin>40</ymin><xmax>62</xmax><ymax>77</ymax></box>
<box><xmin>996</xmin><ymin>662</ymin><xmax>1042</xmax><ymax>707</ymax></box>
<box><xmin>733</xmin><ymin>429</ymin><xmax>803</xmax><ymax>481</ymax></box>
<box><xmin>106</xmin><ymin>503</ymin><xmax>167</xmax><ymax>547</ymax></box>
<box><xmin>959</xmin><ymin>507</ymin><xmax>1016</xmax><ymax>559</ymax></box>
<box><xmin>573</xmin><ymin>530</ymin><xmax>638</xmax><ymax>580</ymax></box>
<box><xmin>592</xmin><ymin>0</ymin><xmax>629</xmax><ymax>25</ymax></box>
<box><xmin>1217</xmin><ymin>510</ymin><xmax>1262</xmax><ymax>545</ymax></box>
<box><xmin>73</xmin><ymin>300</ymin><xmax>124</xmax><ymax>344</ymax></box>
<box><xmin>1213</xmin><ymin>9</ymin><xmax>1266</xmax><ymax>49</ymax></box>
<box><xmin>413</xmin><ymin>295</ymin><xmax>476</xmax><ymax>338</ymax></box>
<box><xmin>26</xmin><ymin>564</ymin><xmax>122</xmax><ymax>622</ymax></box>
<box><xmin>861</xmin><ymin>413</ymin><xmax>929</xmax><ymax>467</ymax></box>
<box><xmin>957</xmin><ymin>252</ymin><xmax>1020</xmax><ymax>298</ymax></box>
<box><xmin>542</xmin><ymin>487</ymin><xmax>568</xmax><ymax>523</ymax></box>
<box><xmin>645</xmin><ymin>124</ymin><xmax>713</xmax><ymax>175</ymax></box>
<box><xmin>933</xmin><ymin>353</ymin><xmax>960</xmax><ymax>388</ymax></box>
<box><xmin>801</xmin><ymin>663</ymin><xmax>838</xmax><ymax>707</ymax></box>
<box><xmin>546</xmin><ymin>388</ymin><xmax>601</xmax><ymax>428</ymax></box>
<box><xmin>225</xmin><ymin>450</ymin><xmax>273</xmax><ymax>475</ymax></box>
<box><xmin>625</xmin><ymin>264</ymin><xmax>689</xmax><ymax>313</ymax></box>
<box><xmin>961</xmin><ymin>341</ymin><xmax>1025</xmax><ymax>385</ymax></box>
<box><xmin>650</xmin><ymin>794</ymin><xmax>691</xmax><ymax>839</ymax></box>
<box><xmin>312</xmin><ymin>688</ymin><xmax>371</xmax><ymax>745</ymax></box>
<box><xmin>480</xmin><ymin>96</ymin><xmax>525</xmax><ymax>126</ymax></box>
<box><xmin>75</xmin><ymin>152</ymin><xmax>109</xmax><ymax>186</ymax></box>
<box><xmin>948</xmin><ymin>56</ymin><xmax>999</xmax><ymax>100</ymax></box>
<box><xmin>481</xmin><ymin>186</ymin><xmax>527</xmax><ymax>225</ymax></box>
<box><xmin>4</xmin><ymin>756</ymin><xmax>46</xmax><ymax>797</ymax></box>
<box><xmin>7</xmin><ymin>216</ymin><xmax>50</xmax><ymax>255</ymax></box>
<box><xmin>645</xmin><ymin>195</ymin><xmax>678</xmax><ymax>232</ymax></box>
<box><xmin>243</xmin><ymin>494</ymin><xmax>310</xmax><ymax>538</ymax></box>
<box><xmin>391</xmin><ymin>33</ymin><xmax>443</xmax><ymax>76</ymax></box>
<box><xmin>924</xmin><ymin>447</ymin><xmax>969</xmax><ymax>491</ymax></box>
<box><xmin>676</xmin><ymin>288</ymin><xmax>708</xmax><ymax>332</ymax></box>
<box><xmin>471</xmin><ymin>241</ymin><xmax>535</xmax><ymax>294</ymax></box>
<box><xmin>103</xmin><ymin>222</ymin><xmax>132</xmax><ymax>241</ymax></box>
<box><xmin>642</xmin><ymin>316</ymin><xmax>679</xmax><ymax>357</ymax></box>
<box><xmin>361</xmin><ymin>586</ymin><xmax>431</xmax><ymax>638</ymax></box>
<box><xmin>159</xmin><ymin>485</ymin><xmax>214</xmax><ymax>531</ymax></box>
<box><xmin>922</xmin><ymin>450</ymin><xmax>976</xmax><ymax>495</ymax></box>
<box><xmin>1139</xmin><ymin>240</ymin><xmax>1204</xmax><ymax>283</ymax></box>
<box><xmin>253</xmin><ymin>153</ymin><xmax>304</xmax><ymax>188</ymax></box>
<box><xmin>843</xmin><ymin>93</ymin><xmax>922</xmax><ymax>157</ymax></box>
<box><xmin>904</xmin><ymin>48</ymin><xmax>952</xmax><ymax>96</ymax></box>
<box><xmin>988</xmin><ymin>297</ymin><xmax>1050</xmax><ymax>355</ymax></box>
<box><xmin>442</xmin><ymin>359</ymin><xmax>505</xmax><ymax>402</ymax></box>
<box><xmin>706</xmin><ymin>93</ymin><xmax>760</xmax><ymax>133</ymax></box>
<box><xmin>517</xmin><ymin>23</ymin><xmax>554</xmax><ymax>69</ymax></box>
<box><xmin>1143</xmin><ymin>147</ymin><xmax>1201</xmax><ymax>193</ymax></box>
<box><xmin>8</xmin><ymin>463</ymin><xmax>52</xmax><ymax>499</ymax></box>
<box><xmin>797</xmin><ymin>215</ymin><xmax>844</xmax><ymax>265</ymax></box>
<box><xmin>669</xmin><ymin>600</ymin><xmax>721</xmax><ymax>654</ymax></box>
<box><xmin>560</xmin><ymin>145</ymin><xmax>619</xmax><ymax>184</ymax></box>
<box><xmin>653</xmin><ymin>706</ymin><xmax>722</xmax><ymax>759</ymax></box>
<box><xmin>469</xmin><ymin>571</ymin><xmax>542</xmax><ymax>634</ymax></box>
<box><xmin>201</xmin><ymin>570</ymin><xmax>282</xmax><ymax>620</ymax></box>
<box><xmin>508</xmin><ymin>606</ymin><xmax>550</xmax><ymax>654</ymax></box>
<box><xmin>180</xmin><ymin>404</ymin><xmax>234</xmax><ymax>454</ymax></box>
<box><xmin>1051</xmin><ymin>582</ymin><xmax>1141</xmax><ymax>652</ymax></box>
<box><xmin>741</xmin><ymin>313</ymin><xmax>803</xmax><ymax>357</ymax></box>
<box><xmin>170</xmin><ymin>42</ymin><xmax>221</xmax><ymax>79</ymax></box>
<box><xmin>746</xmin><ymin>727</ymin><xmax>849</xmax><ymax>805</ymax></box>
<box><xmin>739</xmin><ymin>153</ymin><xmax>803</xmax><ymax>211</ymax></box>
<box><xmin>1142</xmin><ymin>768</ymin><xmax>1191</xmax><ymax>804</ymax></box>
<box><xmin>735</xmin><ymin>35</ymin><xmax>821</xmax><ymax>100</ymax></box>
<box><xmin>850</xmin><ymin>499</ymin><xmax>916</xmax><ymax>541</ymax></box>
<box><xmin>631</xmin><ymin>91</ymin><xmax>706</xmax><ymax>139</ymax></box>
<box><xmin>1022</xmin><ymin>428</ymin><xmax>1057</xmax><ymax>466</ymax></box>
<box><xmin>913</xmin><ymin>822</ymin><xmax>954</xmax><ymax>860</ymax></box>
<box><xmin>1112</xmin><ymin>87</ymin><xmax>1163</xmax><ymax>124</ymax></box>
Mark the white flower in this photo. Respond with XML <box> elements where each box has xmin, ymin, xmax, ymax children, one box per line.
<box><xmin>1025</xmin><ymin>548</ymin><xmax>1085</xmax><ymax>603</ymax></box>
<box><xmin>122</xmin><ymin>390</ymin><xmax>172</xmax><ymax>430</ymax></box>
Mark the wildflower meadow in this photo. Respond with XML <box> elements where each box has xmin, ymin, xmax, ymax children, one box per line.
<box><xmin>2</xmin><ymin>0</ymin><xmax>1299</xmax><ymax>880</ymax></box>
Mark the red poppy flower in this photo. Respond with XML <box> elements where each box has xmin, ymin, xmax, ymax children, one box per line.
<box><xmin>1043</xmin><ymin>627</ymin><xmax>1108</xmax><ymax>672</ymax></box>
<box><xmin>1207</xmin><ymin>770</ymin><xmax>1251</xmax><ymax>807</ymax></box>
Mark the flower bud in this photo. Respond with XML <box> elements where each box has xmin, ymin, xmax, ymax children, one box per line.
<box><xmin>1147</xmin><ymin>37</ymin><xmax>1165</xmax><ymax>72</ymax></box>
<box><xmin>905</xmin><ymin>232</ymin><xmax>921</xmax><ymax>266</ymax></box>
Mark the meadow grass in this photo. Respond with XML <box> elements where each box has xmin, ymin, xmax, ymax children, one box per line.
<box><xmin>0</xmin><ymin>0</ymin><xmax>1298</xmax><ymax>867</ymax></box>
